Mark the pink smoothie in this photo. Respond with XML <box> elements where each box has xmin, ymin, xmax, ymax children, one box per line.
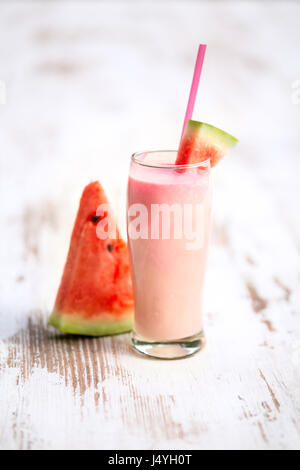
<box><xmin>127</xmin><ymin>155</ymin><xmax>212</xmax><ymax>341</ymax></box>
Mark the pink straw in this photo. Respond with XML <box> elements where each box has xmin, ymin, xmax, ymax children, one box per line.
<box><xmin>180</xmin><ymin>44</ymin><xmax>207</xmax><ymax>141</ymax></box>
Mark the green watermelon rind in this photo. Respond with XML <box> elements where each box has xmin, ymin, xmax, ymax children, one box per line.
<box><xmin>187</xmin><ymin>120</ymin><xmax>238</xmax><ymax>150</ymax></box>
<box><xmin>49</xmin><ymin>309</ymin><xmax>134</xmax><ymax>336</ymax></box>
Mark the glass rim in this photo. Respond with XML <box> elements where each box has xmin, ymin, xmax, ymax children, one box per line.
<box><xmin>131</xmin><ymin>150</ymin><xmax>210</xmax><ymax>169</ymax></box>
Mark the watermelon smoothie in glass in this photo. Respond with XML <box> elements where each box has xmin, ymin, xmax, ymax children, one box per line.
<box><xmin>127</xmin><ymin>151</ymin><xmax>212</xmax><ymax>359</ymax></box>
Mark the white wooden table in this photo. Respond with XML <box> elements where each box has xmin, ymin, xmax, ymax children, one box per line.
<box><xmin>0</xmin><ymin>1</ymin><xmax>300</xmax><ymax>450</ymax></box>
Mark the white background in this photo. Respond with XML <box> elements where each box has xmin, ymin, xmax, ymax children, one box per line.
<box><xmin>0</xmin><ymin>0</ymin><xmax>299</xmax><ymax>450</ymax></box>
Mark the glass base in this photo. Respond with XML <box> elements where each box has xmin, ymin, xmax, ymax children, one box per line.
<box><xmin>131</xmin><ymin>330</ymin><xmax>205</xmax><ymax>360</ymax></box>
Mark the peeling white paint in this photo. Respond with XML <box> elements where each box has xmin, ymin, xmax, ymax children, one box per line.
<box><xmin>0</xmin><ymin>1</ymin><xmax>300</xmax><ymax>451</ymax></box>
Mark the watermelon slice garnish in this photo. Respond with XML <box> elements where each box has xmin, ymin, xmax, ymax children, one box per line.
<box><xmin>48</xmin><ymin>182</ymin><xmax>134</xmax><ymax>336</ymax></box>
<box><xmin>176</xmin><ymin>120</ymin><xmax>238</xmax><ymax>167</ymax></box>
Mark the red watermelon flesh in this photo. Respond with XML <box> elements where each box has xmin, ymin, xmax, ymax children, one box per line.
<box><xmin>176</xmin><ymin>120</ymin><xmax>238</xmax><ymax>168</ymax></box>
<box><xmin>49</xmin><ymin>182</ymin><xmax>134</xmax><ymax>336</ymax></box>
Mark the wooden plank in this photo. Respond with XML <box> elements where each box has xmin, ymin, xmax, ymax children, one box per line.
<box><xmin>0</xmin><ymin>1</ymin><xmax>300</xmax><ymax>450</ymax></box>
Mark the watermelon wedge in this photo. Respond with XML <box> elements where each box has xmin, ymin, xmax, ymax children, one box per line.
<box><xmin>49</xmin><ymin>182</ymin><xmax>134</xmax><ymax>336</ymax></box>
<box><xmin>176</xmin><ymin>120</ymin><xmax>238</xmax><ymax>167</ymax></box>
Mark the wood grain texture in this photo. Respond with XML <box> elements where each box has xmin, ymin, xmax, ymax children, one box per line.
<box><xmin>0</xmin><ymin>1</ymin><xmax>300</xmax><ymax>450</ymax></box>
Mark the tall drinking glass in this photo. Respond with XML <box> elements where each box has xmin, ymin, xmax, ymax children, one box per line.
<box><xmin>127</xmin><ymin>151</ymin><xmax>212</xmax><ymax>359</ymax></box>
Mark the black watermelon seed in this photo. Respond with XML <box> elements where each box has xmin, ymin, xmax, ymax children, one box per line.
<box><xmin>90</xmin><ymin>215</ymin><xmax>101</xmax><ymax>223</ymax></box>
<box><xmin>107</xmin><ymin>244</ymin><xmax>114</xmax><ymax>252</ymax></box>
